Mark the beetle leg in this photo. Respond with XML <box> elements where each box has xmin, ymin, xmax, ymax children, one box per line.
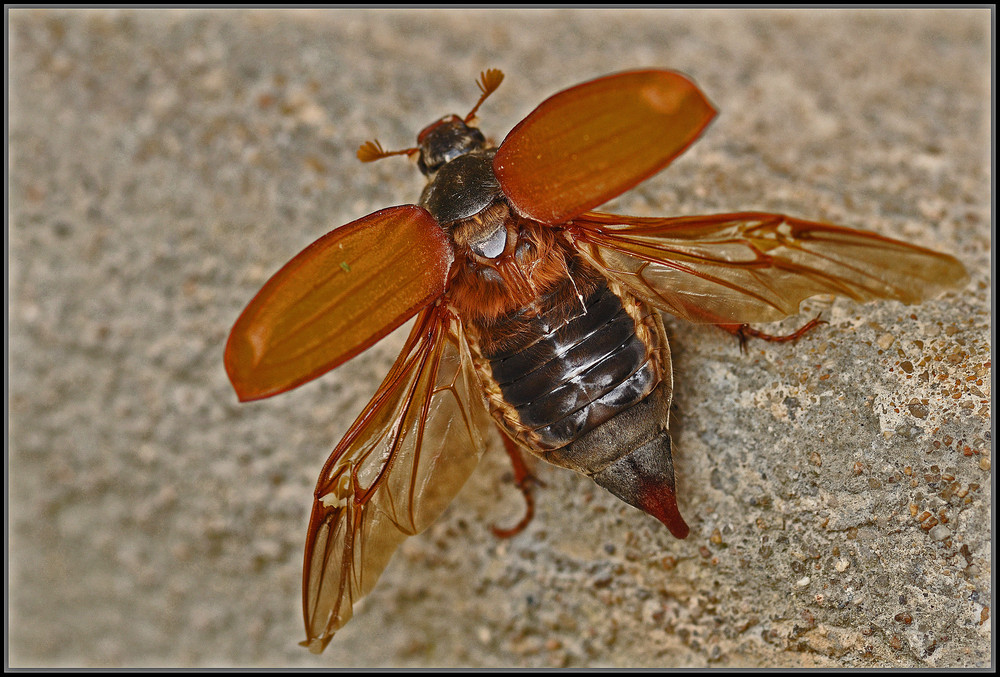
<box><xmin>718</xmin><ymin>314</ymin><xmax>826</xmax><ymax>352</ymax></box>
<box><xmin>491</xmin><ymin>434</ymin><xmax>543</xmax><ymax>538</ymax></box>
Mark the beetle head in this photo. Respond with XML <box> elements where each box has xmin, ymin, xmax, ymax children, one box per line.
<box><xmin>416</xmin><ymin>115</ymin><xmax>488</xmax><ymax>176</ymax></box>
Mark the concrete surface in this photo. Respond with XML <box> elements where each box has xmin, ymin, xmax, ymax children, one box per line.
<box><xmin>8</xmin><ymin>8</ymin><xmax>991</xmax><ymax>668</ymax></box>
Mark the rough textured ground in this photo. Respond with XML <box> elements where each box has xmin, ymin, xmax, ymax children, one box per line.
<box><xmin>9</xmin><ymin>8</ymin><xmax>991</xmax><ymax>668</ymax></box>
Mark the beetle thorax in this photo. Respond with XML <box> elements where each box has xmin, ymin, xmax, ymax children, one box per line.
<box><xmin>446</xmin><ymin>218</ymin><xmax>577</xmax><ymax>322</ymax></box>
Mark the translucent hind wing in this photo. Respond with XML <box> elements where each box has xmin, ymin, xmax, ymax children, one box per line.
<box><xmin>300</xmin><ymin>307</ymin><xmax>492</xmax><ymax>653</ymax></box>
<box><xmin>571</xmin><ymin>211</ymin><xmax>968</xmax><ymax>325</ymax></box>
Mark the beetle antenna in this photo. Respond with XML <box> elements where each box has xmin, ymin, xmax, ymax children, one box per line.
<box><xmin>464</xmin><ymin>68</ymin><xmax>505</xmax><ymax>123</ymax></box>
<box><xmin>357</xmin><ymin>139</ymin><xmax>419</xmax><ymax>163</ymax></box>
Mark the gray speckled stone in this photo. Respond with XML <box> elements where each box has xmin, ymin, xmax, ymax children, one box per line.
<box><xmin>10</xmin><ymin>8</ymin><xmax>990</xmax><ymax>668</ymax></box>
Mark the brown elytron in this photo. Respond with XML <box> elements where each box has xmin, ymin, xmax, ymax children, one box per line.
<box><xmin>223</xmin><ymin>69</ymin><xmax>968</xmax><ymax>653</ymax></box>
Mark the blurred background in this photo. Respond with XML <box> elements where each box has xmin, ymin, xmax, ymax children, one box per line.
<box><xmin>9</xmin><ymin>9</ymin><xmax>991</xmax><ymax>668</ymax></box>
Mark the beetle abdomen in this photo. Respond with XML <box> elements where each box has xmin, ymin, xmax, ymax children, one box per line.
<box><xmin>483</xmin><ymin>279</ymin><xmax>659</xmax><ymax>450</ymax></box>
<box><xmin>466</xmin><ymin>255</ymin><xmax>688</xmax><ymax>537</ymax></box>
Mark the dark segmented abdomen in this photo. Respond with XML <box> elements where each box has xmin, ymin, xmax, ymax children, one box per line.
<box><xmin>482</xmin><ymin>279</ymin><xmax>658</xmax><ymax>450</ymax></box>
